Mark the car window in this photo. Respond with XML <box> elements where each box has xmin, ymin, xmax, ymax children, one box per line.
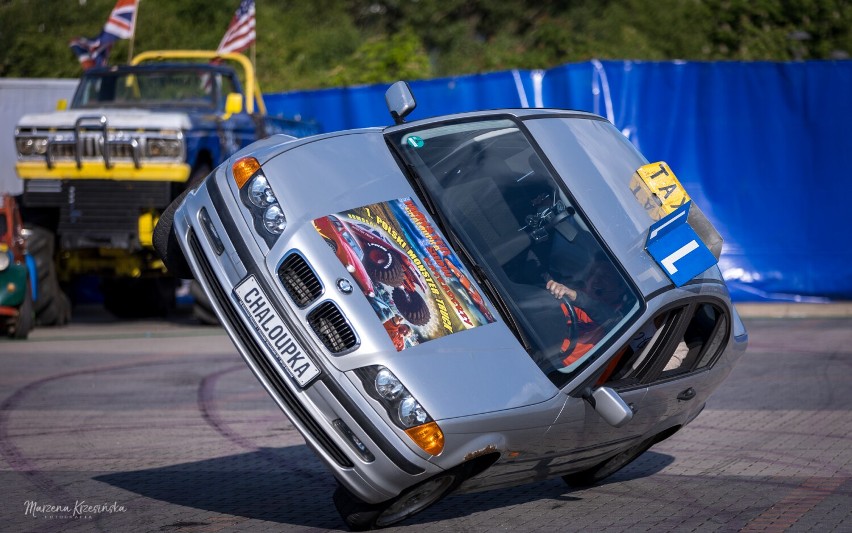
<box><xmin>661</xmin><ymin>303</ymin><xmax>728</xmax><ymax>377</ymax></box>
<box><xmin>598</xmin><ymin>302</ymin><xmax>728</xmax><ymax>388</ymax></box>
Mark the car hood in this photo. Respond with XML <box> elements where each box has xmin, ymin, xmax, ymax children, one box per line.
<box><xmin>237</xmin><ymin>130</ymin><xmax>561</xmax><ymax>421</ymax></box>
<box><xmin>16</xmin><ymin>108</ymin><xmax>192</xmax><ymax>130</ymax></box>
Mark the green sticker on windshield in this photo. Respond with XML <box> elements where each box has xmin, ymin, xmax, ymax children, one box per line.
<box><xmin>406</xmin><ymin>136</ymin><xmax>424</xmax><ymax>148</ymax></box>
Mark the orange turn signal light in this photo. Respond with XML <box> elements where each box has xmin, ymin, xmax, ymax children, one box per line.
<box><xmin>232</xmin><ymin>156</ymin><xmax>261</xmax><ymax>188</ymax></box>
<box><xmin>404</xmin><ymin>421</ymin><xmax>444</xmax><ymax>456</ymax></box>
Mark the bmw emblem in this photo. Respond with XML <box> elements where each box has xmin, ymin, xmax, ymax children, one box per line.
<box><xmin>337</xmin><ymin>279</ymin><xmax>354</xmax><ymax>294</ymax></box>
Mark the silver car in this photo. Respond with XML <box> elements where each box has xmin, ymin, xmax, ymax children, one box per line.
<box><xmin>154</xmin><ymin>82</ymin><xmax>747</xmax><ymax>530</ymax></box>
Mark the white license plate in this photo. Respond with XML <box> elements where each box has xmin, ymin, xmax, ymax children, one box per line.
<box><xmin>234</xmin><ymin>275</ymin><xmax>320</xmax><ymax>387</ymax></box>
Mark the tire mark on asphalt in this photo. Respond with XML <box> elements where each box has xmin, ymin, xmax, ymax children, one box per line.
<box><xmin>0</xmin><ymin>356</ymin><xmax>232</xmax><ymax>500</ymax></box>
<box><xmin>196</xmin><ymin>364</ymin><xmax>329</xmax><ymax>482</ymax></box>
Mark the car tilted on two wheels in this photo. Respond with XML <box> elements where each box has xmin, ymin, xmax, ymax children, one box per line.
<box><xmin>155</xmin><ymin>82</ymin><xmax>747</xmax><ymax>529</ymax></box>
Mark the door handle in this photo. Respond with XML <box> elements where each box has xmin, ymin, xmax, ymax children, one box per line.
<box><xmin>677</xmin><ymin>387</ymin><xmax>696</xmax><ymax>401</ymax></box>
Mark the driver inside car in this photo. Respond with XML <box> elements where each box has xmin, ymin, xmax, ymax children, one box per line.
<box><xmin>501</xmin><ymin>158</ymin><xmax>630</xmax><ymax>368</ymax></box>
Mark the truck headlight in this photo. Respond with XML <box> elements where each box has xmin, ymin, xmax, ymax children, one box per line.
<box><xmin>232</xmin><ymin>156</ymin><xmax>286</xmax><ymax>246</ymax></box>
<box><xmin>356</xmin><ymin>365</ymin><xmax>444</xmax><ymax>455</ymax></box>
<box><xmin>15</xmin><ymin>136</ymin><xmax>48</xmax><ymax>156</ymax></box>
<box><xmin>146</xmin><ymin>138</ymin><xmax>182</xmax><ymax>159</ymax></box>
<box><xmin>0</xmin><ymin>251</ymin><xmax>10</xmax><ymax>271</ymax></box>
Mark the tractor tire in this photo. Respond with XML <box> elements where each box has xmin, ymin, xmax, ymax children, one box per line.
<box><xmin>11</xmin><ymin>284</ymin><xmax>35</xmax><ymax>339</ymax></box>
<box><xmin>391</xmin><ymin>287</ymin><xmax>430</xmax><ymax>326</ymax></box>
<box><xmin>23</xmin><ymin>226</ymin><xmax>71</xmax><ymax>326</ymax></box>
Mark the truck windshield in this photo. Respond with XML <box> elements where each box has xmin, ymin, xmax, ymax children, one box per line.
<box><xmin>387</xmin><ymin>118</ymin><xmax>641</xmax><ymax>383</ymax></box>
<box><xmin>72</xmin><ymin>69</ymin><xmax>223</xmax><ymax>109</ymax></box>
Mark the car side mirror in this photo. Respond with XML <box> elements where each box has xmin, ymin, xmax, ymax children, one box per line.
<box><xmin>584</xmin><ymin>386</ymin><xmax>634</xmax><ymax>428</ymax></box>
<box><xmin>223</xmin><ymin>92</ymin><xmax>243</xmax><ymax>119</ymax></box>
<box><xmin>385</xmin><ymin>81</ymin><xmax>416</xmax><ymax>125</ymax></box>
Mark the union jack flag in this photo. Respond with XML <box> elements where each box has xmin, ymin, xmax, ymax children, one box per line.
<box><xmin>217</xmin><ymin>0</ymin><xmax>256</xmax><ymax>54</ymax></box>
<box><xmin>69</xmin><ymin>0</ymin><xmax>138</xmax><ymax>70</ymax></box>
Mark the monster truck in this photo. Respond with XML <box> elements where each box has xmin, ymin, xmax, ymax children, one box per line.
<box><xmin>13</xmin><ymin>50</ymin><xmax>317</xmax><ymax>319</ymax></box>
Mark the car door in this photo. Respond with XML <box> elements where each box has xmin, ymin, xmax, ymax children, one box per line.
<box><xmin>540</xmin><ymin>298</ymin><xmax>730</xmax><ymax>475</ymax></box>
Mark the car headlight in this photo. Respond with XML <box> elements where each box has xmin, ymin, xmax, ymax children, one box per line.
<box><xmin>248</xmin><ymin>175</ymin><xmax>275</xmax><ymax>207</ymax></box>
<box><xmin>375</xmin><ymin>367</ymin><xmax>405</xmax><ymax>400</ymax></box>
<box><xmin>146</xmin><ymin>138</ymin><xmax>183</xmax><ymax>159</ymax></box>
<box><xmin>398</xmin><ymin>396</ymin><xmax>429</xmax><ymax>427</ymax></box>
<box><xmin>0</xmin><ymin>251</ymin><xmax>10</xmax><ymax>271</ymax></box>
<box><xmin>232</xmin><ymin>156</ymin><xmax>286</xmax><ymax>246</ymax></box>
<box><xmin>357</xmin><ymin>365</ymin><xmax>444</xmax><ymax>455</ymax></box>
<box><xmin>15</xmin><ymin>136</ymin><xmax>48</xmax><ymax>157</ymax></box>
<box><xmin>262</xmin><ymin>205</ymin><xmax>286</xmax><ymax>234</ymax></box>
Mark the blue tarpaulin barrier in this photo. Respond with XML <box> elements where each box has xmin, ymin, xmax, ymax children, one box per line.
<box><xmin>265</xmin><ymin>60</ymin><xmax>852</xmax><ymax>302</ymax></box>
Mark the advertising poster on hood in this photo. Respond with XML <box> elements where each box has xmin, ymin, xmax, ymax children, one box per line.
<box><xmin>313</xmin><ymin>198</ymin><xmax>495</xmax><ymax>351</ymax></box>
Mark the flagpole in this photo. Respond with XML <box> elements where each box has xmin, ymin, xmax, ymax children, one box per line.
<box><xmin>127</xmin><ymin>0</ymin><xmax>140</xmax><ymax>63</ymax></box>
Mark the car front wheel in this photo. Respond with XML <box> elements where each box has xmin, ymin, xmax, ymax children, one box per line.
<box><xmin>333</xmin><ymin>467</ymin><xmax>465</xmax><ymax>530</ymax></box>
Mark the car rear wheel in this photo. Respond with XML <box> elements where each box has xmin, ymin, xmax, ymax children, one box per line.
<box><xmin>562</xmin><ymin>428</ymin><xmax>678</xmax><ymax>487</ymax></box>
<box><xmin>333</xmin><ymin>467</ymin><xmax>465</xmax><ymax>530</ymax></box>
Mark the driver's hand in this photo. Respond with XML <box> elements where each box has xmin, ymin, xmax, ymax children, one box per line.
<box><xmin>547</xmin><ymin>280</ymin><xmax>577</xmax><ymax>301</ymax></box>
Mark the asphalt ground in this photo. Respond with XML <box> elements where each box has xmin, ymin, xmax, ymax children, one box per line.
<box><xmin>1</xmin><ymin>305</ymin><xmax>851</xmax><ymax>532</ymax></box>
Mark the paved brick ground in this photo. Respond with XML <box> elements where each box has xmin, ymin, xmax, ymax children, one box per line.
<box><xmin>1</xmin><ymin>309</ymin><xmax>850</xmax><ymax>532</ymax></box>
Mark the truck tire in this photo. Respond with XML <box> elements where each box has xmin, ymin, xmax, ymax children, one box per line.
<box><xmin>103</xmin><ymin>277</ymin><xmax>176</xmax><ymax>318</ymax></box>
<box><xmin>391</xmin><ymin>287</ymin><xmax>430</xmax><ymax>325</ymax></box>
<box><xmin>23</xmin><ymin>226</ymin><xmax>71</xmax><ymax>327</ymax></box>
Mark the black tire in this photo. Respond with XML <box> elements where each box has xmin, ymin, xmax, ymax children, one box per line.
<box><xmin>333</xmin><ymin>467</ymin><xmax>466</xmax><ymax>530</ymax></box>
<box><xmin>102</xmin><ymin>277</ymin><xmax>176</xmax><ymax>319</ymax></box>
<box><xmin>12</xmin><ymin>284</ymin><xmax>34</xmax><ymax>339</ymax></box>
<box><xmin>153</xmin><ymin>187</ymin><xmax>194</xmax><ymax>280</ymax></box>
<box><xmin>23</xmin><ymin>226</ymin><xmax>71</xmax><ymax>327</ymax></box>
<box><xmin>363</xmin><ymin>241</ymin><xmax>405</xmax><ymax>285</ymax></box>
<box><xmin>391</xmin><ymin>287</ymin><xmax>430</xmax><ymax>325</ymax></box>
<box><xmin>190</xmin><ymin>280</ymin><xmax>219</xmax><ymax>325</ymax></box>
<box><xmin>562</xmin><ymin>434</ymin><xmax>658</xmax><ymax>488</ymax></box>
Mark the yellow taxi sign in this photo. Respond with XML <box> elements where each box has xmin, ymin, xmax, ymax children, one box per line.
<box><xmin>630</xmin><ymin>162</ymin><xmax>690</xmax><ymax>221</ymax></box>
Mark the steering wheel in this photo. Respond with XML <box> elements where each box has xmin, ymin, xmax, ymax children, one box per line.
<box><xmin>559</xmin><ymin>296</ymin><xmax>579</xmax><ymax>358</ymax></box>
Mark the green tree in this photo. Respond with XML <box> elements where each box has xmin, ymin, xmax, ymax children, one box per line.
<box><xmin>0</xmin><ymin>0</ymin><xmax>849</xmax><ymax>90</ymax></box>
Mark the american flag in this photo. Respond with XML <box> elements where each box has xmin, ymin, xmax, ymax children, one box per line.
<box><xmin>69</xmin><ymin>0</ymin><xmax>138</xmax><ymax>69</ymax></box>
<box><xmin>217</xmin><ymin>0</ymin><xmax>256</xmax><ymax>54</ymax></box>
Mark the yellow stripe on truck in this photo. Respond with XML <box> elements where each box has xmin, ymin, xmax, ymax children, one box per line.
<box><xmin>16</xmin><ymin>161</ymin><xmax>191</xmax><ymax>182</ymax></box>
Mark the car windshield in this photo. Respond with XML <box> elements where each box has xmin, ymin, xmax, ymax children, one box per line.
<box><xmin>72</xmin><ymin>69</ymin><xmax>222</xmax><ymax>109</ymax></box>
<box><xmin>387</xmin><ymin>117</ymin><xmax>641</xmax><ymax>383</ymax></box>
